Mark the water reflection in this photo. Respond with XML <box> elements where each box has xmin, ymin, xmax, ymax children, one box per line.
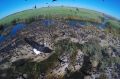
<box><xmin>0</xmin><ymin>35</ymin><xmax>5</xmax><ymax>42</ymax></box>
<box><xmin>0</xmin><ymin>23</ymin><xmax>26</xmax><ymax>42</ymax></box>
<box><xmin>10</xmin><ymin>24</ymin><xmax>26</xmax><ymax>36</ymax></box>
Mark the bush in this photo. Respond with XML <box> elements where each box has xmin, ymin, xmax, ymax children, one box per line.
<box><xmin>11</xmin><ymin>19</ymin><xmax>17</xmax><ymax>25</ymax></box>
<box><xmin>0</xmin><ymin>24</ymin><xmax>4</xmax><ymax>31</ymax></box>
<box><xmin>25</xmin><ymin>17</ymin><xmax>36</xmax><ymax>24</ymax></box>
<box><xmin>81</xmin><ymin>38</ymin><xmax>102</xmax><ymax>60</ymax></box>
<box><xmin>99</xmin><ymin>73</ymin><xmax>108</xmax><ymax>79</ymax></box>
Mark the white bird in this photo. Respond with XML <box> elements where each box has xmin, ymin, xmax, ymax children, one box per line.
<box><xmin>33</xmin><ymin>48</ymin><xmax>41</xmax><ymax>55</ymax></box>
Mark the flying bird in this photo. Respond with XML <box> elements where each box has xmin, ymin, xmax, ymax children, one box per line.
<box><xmin>34</xmin><ymin>5</ymin><xmax>37</xmax><ymax>9</ymax></box>
<box><xmin>52</xmin><ymin>0</ymin><xmax>57</xmax><ymax>2</ymax></box>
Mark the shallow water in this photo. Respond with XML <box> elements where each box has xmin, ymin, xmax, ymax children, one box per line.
<box><xmin>67</xmin><ymin>20</ymin><xmax>86</xmax><ymax>27</ymax></box>
<box><xmin>10</xmin><ymin>23</ymin><xmax>26</xmax><ymax>36</ymax></box>
<box><xmin>0</xmin><ymin>35</ymin><xmax>5</xmax><ymax>42</ymax></box>
<box><xmin>0</xmin><ymin>23</ymin><xmax>26</xmax><ymax>42</ymax></box>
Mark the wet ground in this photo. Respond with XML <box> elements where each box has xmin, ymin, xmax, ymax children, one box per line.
<box><xmin>0</xmin><ymin>18</ymin><xmax>107</xmax><ymax>43</ymax></box>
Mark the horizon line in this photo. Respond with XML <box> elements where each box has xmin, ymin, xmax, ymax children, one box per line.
<box><xmin>0</xmin><ymin>5</ymin><xmax>119</xmax><ymax>20</ymax></box>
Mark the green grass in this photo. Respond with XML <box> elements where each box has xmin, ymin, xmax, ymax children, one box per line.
<box><xmin>0</xmin><ymin>6</ymin><xmax>104</xmax><ymax>25</ymax></box>
<box><xmin>106</xmin><ymin>19</ymin><xmax>120</xmax><ymax>28</ymax></box>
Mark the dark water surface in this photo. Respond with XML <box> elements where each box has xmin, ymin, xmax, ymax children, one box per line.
<box><xmin>0</xmin><ymin>23</ymin><xmax>26</xmax><ymax>42</ymax></box>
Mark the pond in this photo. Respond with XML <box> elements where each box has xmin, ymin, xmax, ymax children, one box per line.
<box><xmin>0</xmin><ymin>23</ymin><xmax>26</xmax><ymax>43</ymax></box>
<box><xmin>10</xmin><ymin>23</ymin><xmax>26</xmax><ymax>36</ymax></box>
<box><xmin>0</xmin><ymin>35</ymin><xmax>5</xmax><ymax>42</ymax></box>
<box><xmin>67</xmin><ymin>20</ymin><xmax>86</xmax><ymax>27</ymax></box>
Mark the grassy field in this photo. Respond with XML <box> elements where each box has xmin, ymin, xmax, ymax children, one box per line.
<box><xmin>106</xmin><ymin>19</ymin><xmax>120</xmax><ymax>28</ymax></box>
<box><xmin>0</xmin><ymin>6</ymin><xmax>104</xmax><ymax>25</ymax></box>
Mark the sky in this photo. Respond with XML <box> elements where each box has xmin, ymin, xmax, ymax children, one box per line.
<box><xmin>0</xmin><ymin>0</ymin><xmax>120</xmax><ymax>19</ymax></box>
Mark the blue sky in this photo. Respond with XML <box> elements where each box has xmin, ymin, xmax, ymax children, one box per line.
<box><xmin>0</xmin><ymin>0</ymin><xmax>120</xmax><ymax>19</ymax></box>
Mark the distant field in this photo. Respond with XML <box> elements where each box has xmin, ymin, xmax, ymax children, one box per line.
<box><xmin>0</xmin><ymin>6</ymin><xmax>104</xmax><ymax>25</ymax></box>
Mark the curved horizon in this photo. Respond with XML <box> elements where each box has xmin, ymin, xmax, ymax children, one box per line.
<box><xmin>0</xmin><ymin>0</ymin><xmax>120</xmax><ymax>20</ymax></box>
